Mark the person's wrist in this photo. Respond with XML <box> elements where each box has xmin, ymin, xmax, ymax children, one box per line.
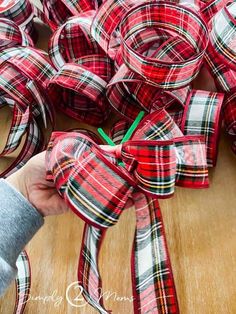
<box><xmin>6</xmin><ymin>168</ymin><xmax>28</xmax><ymax>201</ymax></box>
<box><xmin>6</xmin><ymin>169</ymin><xmax>45</xmax><ymax>216</ymax></box>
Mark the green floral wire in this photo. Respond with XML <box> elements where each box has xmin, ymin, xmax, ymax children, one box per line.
<box><xmin>98</xmin><ymin>111</ymin><xmax>145</xmax><ymax>167</ymax></box>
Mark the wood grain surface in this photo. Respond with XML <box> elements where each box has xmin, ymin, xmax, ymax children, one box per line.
<box><xmin>0</xmin><ymin>5</ymin><xmax>236</xmax><ymax>314</ymax></box>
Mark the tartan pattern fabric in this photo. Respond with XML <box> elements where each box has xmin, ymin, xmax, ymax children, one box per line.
<box><xmin>0</xmin><ymin>106</ymin><xmax>30</xmax><ymax>156</ymax></box>
<box><xmin>46</xmin><ymin>111</ymin><xmax>210</xmax><ymax>225</ymax></box>
<box><xmin>121</xmin><ymin>140</ymin><xmax>177</xmax><ymax>198</ymax></box>
<box><xmin>107</xmin><ymin>63</ymin><xmax>191</xmax><ymax>121</ymax></box>
<box><xmin>0</xmin><ymin>0</ymin><xmax>34</xmax><ymax>28</ymax></box>
<box><xmin>78</xmin><ymin>225</ymin><xmax>110</xmax><ymax>314</ymax></box>
<box><xmin>46</xmin><ymin>131</ymin><xmax>178</xmax><ymax>207</ymax></box>
<box><xmin>0</xmin><ymin>46</ymin><xmax>54</xmax><ymax>177</ymax></box>
<box><xmin>200</xmin><ymin>0</ymin><xmax>230</xmax><ymax>22</ymax></box>
<box><xmin>14</xmin><ymin>250</ymin><xmax>31</xmax><ymax>314</ymax></box>
<box><xmin>45</xmin><ymin>104</ymin><xmax>217</xmax><ymax>313</ymax></box>
<box><xmin>119</xmin><ymin>2</ymin><xmax>209</xmax><ymax>89</ymax></box>
<box><xmin>46</xmin><ymin>131</ymin><xmax>134</xmax><ymax>228</ymax></box>
<box><xmin>70</xmin><ymin>128</ymin><xmax>179</xmax><ymax>314</ymax></box>
<box><xmin>109</xmin><ymin>119</ymin><xmax>131</xmax><ymax>145</ymax></box>
<box><xmin>209</xmin><ymin>2</ymin><xmax>236</xmax><ymax>70</ymax></box>
<box><xmin>173</xmin><ymin>136</ymin><xmax>209</xmax><ymax>188</ymax></box>
<box><xmin>91</xmin><ymin>0</ymin><xmax>137</xmax><ymax>58</ymax></box>
<box><xmin>204</xmin><ymin>2</ymin><xmax>236</xmax><ymax>92</ymax></box>
<box><xmin>0</xmin><ymin>0</ymin><xmax>232</xmax><ymax>312</ymax></box>
<box><xmin>41</xmin><ymin>0</ymin><xmax>98</xmax><ymax>30</ymax></box>
<box><xmin>49</xmin><ymin>11</ymin><xmax>104</xmax><ymax>70</ymax></box>
<box><xmin>204</xmin><ymin>43</ymin><xmax>236</xmax><ymax>92</ymax></box>
<box><xmin>132</xmin><ymin>110</ymin><xmax>209</xmax><ymax>188</ymax></box>
<box><xmin>47</xmin><ymin>60</ymin><xmax>112</xmax><ymax>126</ymax></box>
<box><xmin>132</xmin><ymin>110</ymin><xmax>183</xmax><ymax>141</ymax></box>
<box><xmin>131</xmin><ymin>192</ymin><xmax>178</xmax><ymax>314</ymax></box>
<box><xmin>181</xmin><ymin>90</ymin><xmax>224</xmax><ymax>166</ymax></box>
<box><xmin>0</xmin><ymin>46</ymin><xmax>55</xmax><ymax>122</ymax></box>
<box><xmin>78</xmin><ymin>192</ymin><xmax>179</xmax><ymax>314</ymax></box>
<box><xmin>223</xmin><ymin>90</ymin><xmax>236</xmax><ymax>136</ymax></box>
<box><xmin>0</xmin><ymin>18</ymin><xmax>33</xmax><ymax>50</ymax></box>
<box><xmin>0</xmin><ymin>0</ymin><xmax>39</xmax><ymax>42</ymax></box>
<box><xmin>2</xmin><ymin>116</ymin><xmax>43</xmax><ymax>178</ymax></box>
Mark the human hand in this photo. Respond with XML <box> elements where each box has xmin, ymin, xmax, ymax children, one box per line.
<box><xmin>6</xmin><ymin>151</ymin><xmax>68</xmax><ymax>217</ymax></box>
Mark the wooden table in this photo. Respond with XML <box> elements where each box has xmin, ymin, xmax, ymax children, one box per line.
<box><xmin>0</xmin><ymin>6</ymin><xmax>236</xmax><ymax>314</ymax></box>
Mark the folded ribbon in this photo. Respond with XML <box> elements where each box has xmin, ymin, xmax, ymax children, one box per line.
<box><xmin>0</xmin><ymin>0</ymin><xmax>40</xmax><ymax>42</ymax></box>
<box><xmin>41</xmin><ymin>0</ymin><xmax>101</xmax><ymax>31</ymax></box>
<box><xmin>0</xmin><ymin>46</ymin><xmax>56</xmax><ymax>177</ymax></box>
<box><xmin>119</xmin><ymin>2</ymin><xmax>209</xmax><ymax>89</ymax></box>
<box><xmin>0</xmin><ymin>18</ymin><xmax>33</xmax><ymax>51</ymax></box>
<box><xmin>47</xmin><ymin>57</ymin><xmax>113</xmax><ymax>126</ymax></box>
<box><xmin>49</xmin><ymin>11</ymin><xmax>105</xmax><ymax>70</ymax></box>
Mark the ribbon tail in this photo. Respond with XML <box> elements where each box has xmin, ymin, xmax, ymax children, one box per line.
<box><xmin>78</xmin><ymin>223</ymin><xmax>112</xmax><ymax>314</ymax></box>
<box><xmin>131</xmin><ymin>192</ymin><xmax>179</xmax><ymax>314</ymax></box>
<box><xmin>14</xmin><ymin>250</ymin><xmax>31</xmax><ymax>314</ymax></box>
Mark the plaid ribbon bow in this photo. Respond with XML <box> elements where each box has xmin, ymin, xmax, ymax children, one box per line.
<box><xmin>45</xmin><ymin>101</ymin><xmax>222</xmax><ymax>313</ymax></box>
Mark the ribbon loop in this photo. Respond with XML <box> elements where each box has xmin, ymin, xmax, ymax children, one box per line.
<box><xmin>47</xmin><ymin>59</ymin><xmax>111</xmax><ymax>126</ymax></box>
<box><xmin>120</xmin><ymin>2</ymin><xmax>209</xmax><ymax>89</ymax></box>
<box><xmin>0</xmin><ymin>18</ymin><xmax>33</xmax><ymax>50</ymax></box>
<box><xmin>49</xmin><ymin>11</ymin><xmax>104</xmax><ymax>69</ymax></box>
<box><xmin>121</xmin><ymin>140</ymin><xmax>177</xmax><ymax>198</ymax></box>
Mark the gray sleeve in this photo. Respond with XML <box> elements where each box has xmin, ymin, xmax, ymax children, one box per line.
<box><xmin>0</xmin><ymin>179</ymin><xmax>44</xmax><ymax>296</ymax></box>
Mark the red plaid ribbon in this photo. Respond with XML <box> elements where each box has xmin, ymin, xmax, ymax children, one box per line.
<box><xmin>45</xmin><ymin>131</ymin><xmax>180</xmax><ymax>313</ymax></box>
<box><xmin>223</xmin><ymin>90</ymin><xmax>236</xmax><ymax>136</ymax></box>
<box><xmin>41</xmin><ymin>0</ymin><xmax>101</xmax><ymax>31</ymax></box>
<box><xmin>223</xmin><ymin>89</ymin><xmax>236</xmax><ymax>152</ymax></box>
<box><xmin>0</xmin><ymin>46</ymin><xmax>56</xmax><ymax>177</ymax></box>
<box><xmin>118</xmin><ymin>2</ymin><xmax>208</xmax><ymax>89</ymax></box>
<box><xmin>45</xmin><ymin>100</ymin><xmax>216</xmax><ymax>312</ymax></box>
<box><xmin>200</xmin><ymin>0</ymin><xmax>230</xmax><ymax>21</ymax></box>
<box><xmin>180</xmin><ymin>90</ymin><xmax>224</xmax><ymax>166</ymax></box>
<box><xmin>0</xmin><ymin>18</ymin><xmax>33</xmax><ymax>50</ymax></box>
<box><xmin>49</xmin><ymin>11</ymin><xmax>105</xmax><ymax>70</ymax></box>
<box><xmin>204</xmin><ymin>2</ymin><xmax>236</xmax><ymax>92</ymax></box>
<box><xmin>47</xmin><ymin>56</ymin><xmax>113</xmax><ymax>126</ymax></box>
<box><xmin>0</xmin><ymin>0</ymin><xmax>40</xmax><ymax>42</ymax></box>
<box><xmin>78</xmin><ymin>193</ymin><xmax>178</xmax><ymax>314</ymax></box>
<box><xmin>0</xmin><ymin>0</ymin><xmax>33</xmax><ymax>27</ymax></box>
<box><xmin>14</xmin><ymin>250</ymin><xmax>31</xmax><ymax>314</ymax></box>
<box><xmin>0</xmin><ymin>0</ymin><xmax>232</xmax><ymax>313</ymax></box>
<box><xmin>202</xmin><ymin>1</ymin><xmax>236</xmax><ymax>152</ymax></box>
<box><xmin>106</xmin><ymin>63</ymin><xmax>191</xmax><ymax>122</ymax></box>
